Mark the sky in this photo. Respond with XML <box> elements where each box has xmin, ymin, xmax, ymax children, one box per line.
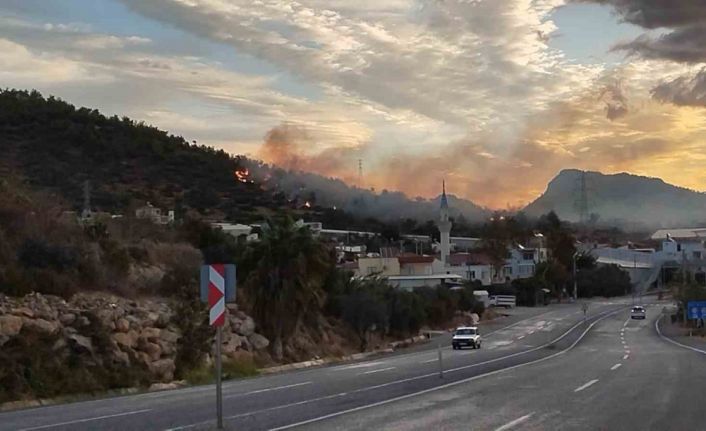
<box><xmin>2</xmin><ymin>0</ymin><xmax>706</xmax><ymax>209</ymax></box>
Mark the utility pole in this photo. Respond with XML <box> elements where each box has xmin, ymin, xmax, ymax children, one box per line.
<box><xmin>572</xmin><ymin>251</ymin><xmax>578</xmax><ymax>301</ymax></box>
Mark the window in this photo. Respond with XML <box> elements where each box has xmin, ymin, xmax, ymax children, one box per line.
<box><xmin>694</xmin><ymin>251</ymin><xmax>702</xmax><ymax>259</ymax></box>
<box><xmin>469</xmin><ymin>270</ymin><xmax>476</xmax><ymax>279</ymax></box>
<box><xmin>504</xmin><ymin>266</ymin><xmax>513</xmax><ymax>275</ymax></box>
<box><xmin>523</xmin><ymin>252</ymin><xmax>534</xmax><ymax>260</ymax></box>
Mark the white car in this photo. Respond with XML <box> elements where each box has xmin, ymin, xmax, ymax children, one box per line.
<box><xmin>452</xmin><ymin>326</ymin><xmax>482</xmax><ymax>350</ymax></box>
<box><xmin>631</xmin><ymin>306</ymin><xmax>646</xmax><ymax>320</ymax></box>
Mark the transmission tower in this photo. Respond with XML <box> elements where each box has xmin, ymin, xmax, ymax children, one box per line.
<box><xmin>358</xmin><ymin>159</ymin><xmax>363</xmax><ymax>188</ymax></box>
<box><xmin>574</xmin><ymin>171</ymin><xmax>590</xmax><ymax>224</ymax></box>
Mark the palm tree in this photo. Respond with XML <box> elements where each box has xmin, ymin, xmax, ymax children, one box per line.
<box><xmin>242</xmin><ymin>217</ymin><xmax>332</xmax><ymax>360</ymax></box>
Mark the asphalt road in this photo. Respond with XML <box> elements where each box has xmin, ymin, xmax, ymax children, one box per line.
<box><xmin>301</xmin><ymin>301</ymin><xmax>706</xmax><ymax>431</ymax></box>
<box><xmin>0</xmin><ymin>297</ymin><xmax>681</xmax><ymax>431</ymax></box>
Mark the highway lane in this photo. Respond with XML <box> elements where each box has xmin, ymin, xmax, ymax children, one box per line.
<box><xmin>0</xmin><ymin>299</ymin><xmax>626</xmax><ymax>431</ymax></box>
<box><xmin>307</xmin><ymin>300</ymin><xmax>706</xmax><ymax>431</ymax></box>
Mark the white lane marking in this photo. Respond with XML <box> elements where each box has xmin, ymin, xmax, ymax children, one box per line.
<box><xmin>333</xmin><ymin>361</ymin><xmax>385</xmax><ymax>371</ymax></box>
<box><xmin>359</xmin><ymin>367</ymin><xmax>396</xmax><ymax>375</ymax></box>
<box><xmin>225</xmin><ymin>382</ymin><xmax>312</xmax><ymax>399</ymax></box>
<box><xmin>267</xmin><ymin>308</ymin><xmax>624</xmax><ymax>431</ymax></box>
<box><xmin>17</xmin><ymin>409</ymin><xmax>152</xmax><ymax>431</ymax></box>
<box><xmin>574</xmin><ymin>379</ymin><xmax>599</xmax><ymax>393</ymax></box>
<box><xmin>420</xmin><ymin>358</ymin><xmax>438</xmax><ymax>364</ymax></box>
<box><xmin>656</xmin><ymin>315</ymin><xmax>706</xmax><ymax>355</ymax></box>
<box><xmin>623</xmin><ymin>354</ymin><xmax>629</xmax><ymax>360</ymax></box>
<box><xmin>518</xmin><ymin>335</ymin><xmax>525</xmax><ymax>340</ymax></box>
<box><xmin>494</xmin><ymin>413</ymin><xmax>535</xmax><ymax>431</ymax></box>
<box><xmin>611</xmin><ymin>363</ymin><xmax>622</xmax><ymax>371</ymax></box>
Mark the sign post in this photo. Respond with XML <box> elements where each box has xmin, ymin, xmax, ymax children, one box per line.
<box><xmin>200</xmin><ymin>264</ymin><xmax>236</xmax><ymax>430</ymax></box>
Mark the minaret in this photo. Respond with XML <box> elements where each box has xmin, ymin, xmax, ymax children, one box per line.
<box><xmin>438</xmin><ymin>181</ymin><xmax>452</xmax><ymax>266</ymax></box>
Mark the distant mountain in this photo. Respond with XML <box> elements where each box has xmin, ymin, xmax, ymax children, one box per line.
<box><xmin>243</xmin><ymin>160</ymin><xmax>490</xmax><ymax>224</ymax></box>
<box><xmin>524</xmin><ymin>169</ymin><xmax>706</xmax><ymax>229</ymax></box>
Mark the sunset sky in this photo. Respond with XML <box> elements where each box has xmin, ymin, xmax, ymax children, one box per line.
<box><xmin>2</xmin><ymin>1</ymin><xmax>706</xmax><ymax>208</ymax></box>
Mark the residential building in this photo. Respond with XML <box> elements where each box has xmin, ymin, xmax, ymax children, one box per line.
<box><xmin>212</xmin><ymin>222</ymin><xmax>259</xmax><ymax>242</ymax></box>
<box><xmin>446</xmin><ymin>252</ymin><xmax>493</xmax><ymax>286</ymax></box>
<box><xmin>355</xmin><ymin>257</ymin><xmax>401</xmax><ymax>277</ymax></box>
<box><xmin>135</xmin><ymin>203</ymin><xmax>174</xmax><ymax>225</ymax></box>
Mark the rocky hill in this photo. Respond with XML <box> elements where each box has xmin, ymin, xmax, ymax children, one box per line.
<box><xmin>0</xmin><ymin>292</ymin><xmax>269</xmax><ymax>404</ymax></box>
<box><xmin>524</xmin><ymin>169</ymin><xmax>706</xmax><ymax>229</ymax></box>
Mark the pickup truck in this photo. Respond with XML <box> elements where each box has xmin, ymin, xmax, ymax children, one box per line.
<box><xmin>452</xmin><ymin>326</ymin><xmax>482</xmax><ymax>350</ymax></box>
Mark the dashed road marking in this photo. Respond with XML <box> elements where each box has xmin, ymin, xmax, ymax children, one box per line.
<box><xmin>494</xmin><ymin>413</ymin><xmax>535</xmax><ymax>431</ymax></box>
<box><xmin>611</xmin><ymin>363</ymin><xmax>622</xmax><ymax>371</ymax></box>
<box><xmin>623</xmin><ymin>354</ymin><xmax>629</xmax><ymax>360</ymax></box>
<box><xmin>574</xmin><ymin>379</ymin><xmax>599</xmax><ymax>393</ymax></box>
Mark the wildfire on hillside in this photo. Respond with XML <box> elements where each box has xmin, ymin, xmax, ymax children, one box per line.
<box><xmin>234</xmin><ymin>168</ymin><xmax>253</xmax><ymax>183</ymax></box>
<box><xmin>304</xmin><ymin>201</ymin><xmax>311</xmax><ymax>208</ymax></box>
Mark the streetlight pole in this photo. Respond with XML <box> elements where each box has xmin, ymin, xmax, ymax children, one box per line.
<box><xmin>573</xmin><ymin>251</ymin><xmax>578</xmax><ymax>301</ymax></box>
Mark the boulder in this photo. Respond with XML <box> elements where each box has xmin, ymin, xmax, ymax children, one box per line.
<box><xmin>59</xmin><ymin>313</ymin><xmax>76</xmax><ymax>325</ymax></box>
<box><xmin>112</xmin><ymin>349</ymin><xmax>131</xmax><ymax>367</ymax></box>
<box><xmin>96</xmin><ymin>309</ymin><xmax>115</xmax><ymax>326</ymax></box>
<box><xmin>13</xmin><ymin>307</ymin><xmax>34</xmax><ymax>318</ymax></box>
<box><xmin>150</xmin><ymin>358</ymin><xmax>176</xmax><ymax>382</ymax></box>
<box><xmin>154</xmin><ymin>313</ymin><xmax>170</xmax><ymax>329</ymax></box>
<box><xmin>68</xmin><ymin>334</ymin><xmax>94</xmax><ymax>355</ymax></box>
<box><xmin>139</xmin><ymin>340</ymin><xmax>162</xmax><ymax>361</ymax></box>
<box><xmin>140</xmin><ymin>327</ymin><xmax>161</xmax><ymax>341</ymax></box>
<box><xmin>22</xmin><ymin>318</ymin><xmax>59</xmax><ymax>334</ymax></box>
<box><xmin>237</xmin><ymin>316</ymin><xmax>255</xmax><ymax>337</ymax></box>
<box><xmin>0</xmin><ymin>315</ymin><xmax>23</xmax><ymax>337</ymax></box>
<box><xmin>248</xmin><ymin>333</ymin><xmax>270</xmax><ymax>350</ymax></box>
<box><xmin>158</xmin><ymin>339</ymin><xmax>175</xmax><ymax>356</ymax></box>
<box><xmin>221</xmin><ymin>332</ymin><xmax>243</xmax><ymax>355</ymax></box>
<box><xmin>52</xmin><ymin>337</ymin><xmax>68</xmax><ymax>352</ymax></box>
<box><xmin>113</xmin><ymin>330</ymin><xmax>139</xmax><ymax>349</ymax></box>
<box><xmin>115</xmin><ymin>318</ymin><xmax>130</xmax><ymax>333</ymax></box>
<box><xmin>75</xmin><ymin>315</ymin><xmax>90</xmax><ymax>327</ymax></box>
<box><xmin>160</xmin><ymin>329</ymin><xmax>179</xmax><ymax>344</ymax></box>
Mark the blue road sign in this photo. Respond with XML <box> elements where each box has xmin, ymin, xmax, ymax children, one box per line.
<box><xmin>687</xmin><ymin>301</ymin><xmax>706</xmax><ymax>319</ymax></box>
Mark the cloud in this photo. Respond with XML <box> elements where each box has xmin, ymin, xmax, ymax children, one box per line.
<box><xmin>599</xmin><ymin>80</ymin><xmax>629</xmax><ymax>120</ymax></box>
<box><xmin>117</xmin><ymin>0</ymin><xmax>601</xmax><ymax>132</ymax></box>
<box><xmin>586</xmin><ymin>0</ymin><xmax>706</xmax><ymax>29</ymax></box>
<box><xmin>652</xmin><ymin>68</ymin><xmax>706</xmax><ymax>107</ymax></box>
<box><xmin>614</xmin><ymin>25</ymin><xmax>706</xmax><ymax>64</ymax></box>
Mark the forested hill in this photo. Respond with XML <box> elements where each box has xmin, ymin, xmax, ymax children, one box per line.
<box><xmin>0</xmin><ymin>89</ymin><xmax>289</xmax><ymax>222</ymax></box>
<box><xmin>0</xmin><ymin>89</ymin><xmax>488</xmax><ymax>229</ymax></box>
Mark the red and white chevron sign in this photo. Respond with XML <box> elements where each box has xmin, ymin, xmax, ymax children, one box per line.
<box><xmin>200</xmin><ymin>264</ymin><xmax>236</xmax><ymax>327</ymax></box>
<box><xmin>208</xmin><ymin>264</ymin><xmax>226</xmax><ymax>326</ymax></box>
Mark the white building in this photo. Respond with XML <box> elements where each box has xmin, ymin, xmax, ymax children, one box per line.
<box><xmin>135</xmin><ymin>203</ymin><xmax>174</xmax><ymax>225</ymax></box>
<box><xmin>212</xmin><ymin>222</ymin><xmax>259</xmax><ymax>242</ymax></box>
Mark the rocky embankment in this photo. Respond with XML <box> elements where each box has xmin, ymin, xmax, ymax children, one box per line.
<box><xmin>0</xmin><ymin>292</ymin><xmax>269</xmax><ymax>385</ymax></box>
